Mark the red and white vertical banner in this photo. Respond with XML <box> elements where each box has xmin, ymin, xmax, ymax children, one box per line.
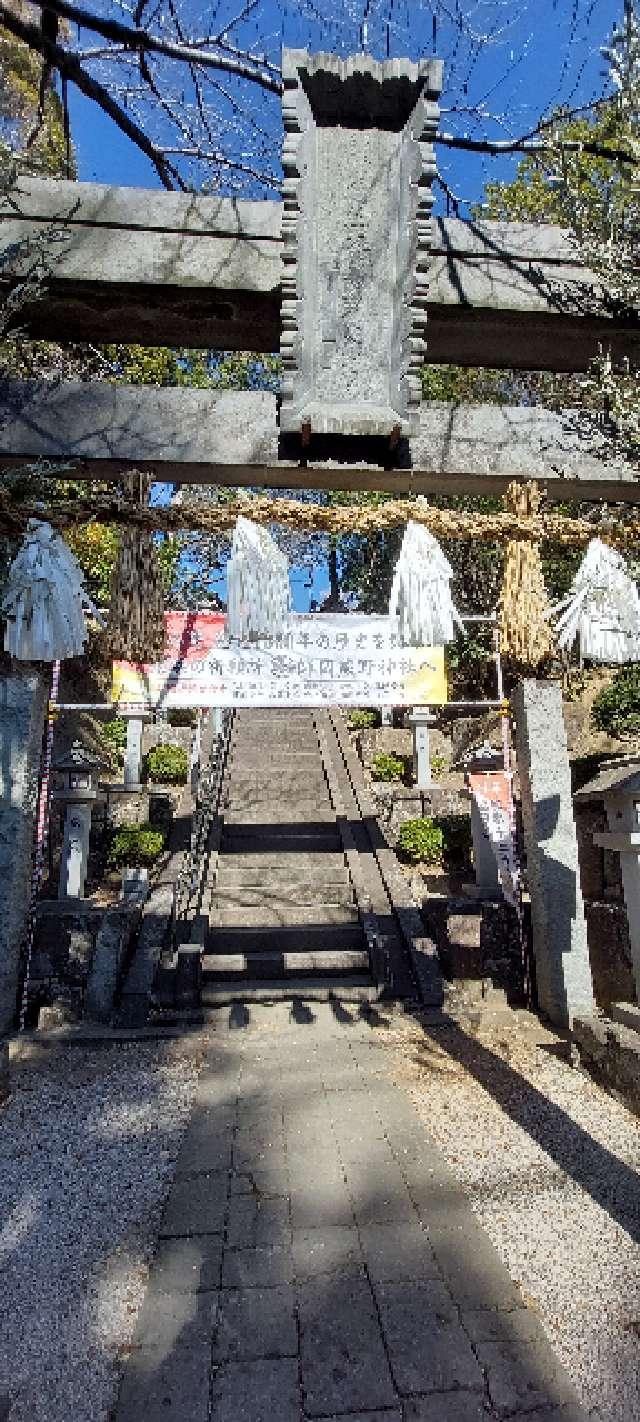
<box><xmin>468</xmin><ymin>769</ymin><xmax>520</xmax><ymax>908</ymax></box>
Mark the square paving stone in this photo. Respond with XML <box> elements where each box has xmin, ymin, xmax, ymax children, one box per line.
<box><xmin>115</xmin><ymin>1342</ymin><xmax>212</xmax><ymax>1422</ymax></box>
<box><xmin>298</xmin><ymin>1274</ymin><xmax>397</xmax><ymax>1416</ymax></box>
<box><xmin>418</xmin><ymin>1206</ymin><xmax>523</xmax><ymax>1312</ymax></box>
<box><xmin>337</xmin><ymin>1134</ymin><xmax>397</xmax><ymax>1166</ymax></box>
<box><xmin>210</xmin><ymin>1357</ymin><xmax>301</xmax><ymax>1422</ymax></box>
<box><xmin>175</xmin><ymin>1121</ymin><xmax>234</xmax><ymax>1175</ymax></box>
<box><xmin>227</xmin><ymin>1194</ymin><xmax>291</xmax><ymax>1248</ymax></box>
<box><xmin>461</xmin><ymin>1308</ymin><xmax>549</xmax><ymax>1347</ymax></box>
<box><xmin>132</xmin><ymin>1287</ymin><xmax>218</xmax><ymax>1352</ymax></box>
<box><xmin>213</xmin><ymin>1284</ymin><xmax>297</xmax><ymax>1361</ymax></box>
<box><xmin>148</xmin><ymin>1236</ymin><xmax>222</xmax><ymax>1293</ymax></box>
<box><xmin>348</xmin><ymin>1166</ymin><xmax>417</xmax><ymax>1226</ymax></box>
<box><xmin>474</xmin><ymin>1339</ymin><xmax>582</xmax><ymax>1417</ymax></box>
<box><xmin>290</xmin><ymin>1181</ymin><xmax>355</xmax><ymax>1229</ymax></box>
<box><xmin>194</xmin><ymin>1073</ymin><xmax>238</xmax><ymax>1109</ymax></box>
<box><xmin>505</xmin><ymin>1409</ymin><xmax>588</xmax><ymax>1422</ymax></box>
<box><xmin>293</xmin><ymin>1225</ymin><xmax>363</xmax><ymax>1280</ymax></box>
<box><xmin>403</xmin><ymin>1396</ymin><xmax>492</xmax><ymax>1421</ymax></box>
<box><xmin>230</xmin><ymin>1171</ymin><xmax>255</xmax><ymax>1195</ymax></box>
<box><xmin>222</xmin><ymin>1244</ymin><xmax>294</xmax><ymax>1288</ymax></box>
<box><xmin>235</xmin><ymin>1162</ymin><xmax>291</xmax><ymax>1196</ymax></box>
<box><xmin>374</xmin><ymin>1280</ymin><xmax>485</xmax><ymax>1397</ymax></box>
<box><xmin>309</xmin><ymin>1413</ymin><xmax>401</xmax><ymax>1421</ymax></box>
<box><xmin>160</xmin><ymin>1173</ymin><xmax>228</xmax><ymax>1238</ymax></box>
<box><xmin>359</xmin><ymin>1221</ymin><xmax>439</xmax><ymax>1283</ymax></box>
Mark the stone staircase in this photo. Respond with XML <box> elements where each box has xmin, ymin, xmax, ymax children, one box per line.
<box><xmin>201</xmin><ymin>710</ymin><xmax>378</xmax><ymax>1003</ymax></box>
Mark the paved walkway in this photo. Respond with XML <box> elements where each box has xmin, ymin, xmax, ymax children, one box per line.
<box><xmin>114</xmin><ymin>1004</ymin><xmax>588</xmax><ymax>1422</ymax></box>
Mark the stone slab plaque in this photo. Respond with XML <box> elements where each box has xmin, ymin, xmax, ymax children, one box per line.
<box><xmin>280</xmin><ymin>50</ymin><xmax>442</xmax><ymax>443</ymax></box>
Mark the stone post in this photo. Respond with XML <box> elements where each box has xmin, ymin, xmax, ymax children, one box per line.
<box><xmin>380</xmin><ymin>708</ymin><xmax>393</xmax><ymax>727</ymax></box>
<box><xmin>58</xmin><ymin>801</ymin><xmax>92</xmax><ymax>898</ymax></box>
<box><xmin>190</xmin><ymin>712</ymin><xmax>203</xmax><ymax>796</ymax></box>
<box><xmin>408</xmin><ymin>708</ymin><xmax>436</xmax><ymax>790</ymax></box>
<box><xmin>0</xmin><ymin>670</ymin><xmax>48</xmax><ymax>1035</ymax></box>
<box><xmin>123</xmin><ymin>715</ymin><xmax>144</xmax><ymax>788</ymax></box>
<box><xmin>512</xmin><ymin>679</ymin><xmax>594</xmax><ymax>1026</ymax></box>
<box><xmin>594</xmin><ymin>794</ymin><xmax>640</xmax><ymax>1003</ymax></box>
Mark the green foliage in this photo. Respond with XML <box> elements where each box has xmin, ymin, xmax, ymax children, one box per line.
<box><xmin>347</xmin><ymin>708</ymin><xmax>381</xmax><ymax>731</ymax></box>
<box><xmin>421</xmin><ymin>365</ymin><xmax>511</xmax><ymax>404</ymax></box>
<box><xmin>0</xmin><ymin>25</ymin><xmax>74</xmax><ymax>178</ymax></box>
<box><xmin>101</xmin><ymin>717</ymin><xmax>127</xmax><ymax>769</ymax></box>
<box><xmin>144</xmin><ymin>743</ymin><xmax>189</xmax><ymax>785</ymax></box>
<box><xmin>107</xmin><ymin>823</ymin><xmax>166</xmax><ymax>869</ymax></box>
<box><xmin>591</xmin><ymin>667</ymin><xmax>640</xmax><ymax>739</ymax></box>
<box><xmin>371</xmin><ymin>752</ymin><xmax>405</xmax><ymax>782</ymax></box>
<box><xmin>430</xmin><ymin>754</ymin><xmax>447</xmax><ymax>780</ymax></box>
<box><xmin>479</xmin><ymin>105</ymin><xmax>638</xmax><ymax>237</ymax></box>
<box><xmin>437</xmin><ymin>815</ymin><xmax>473</xmax><ymax>866</ymax></box>
<box><xmin>397</xmin><ymin>818</ymin><xmax>444</xmax><ymax>866</ymax></box>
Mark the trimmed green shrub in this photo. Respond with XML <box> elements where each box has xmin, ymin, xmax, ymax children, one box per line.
<box><xmin>347</xmin><ymin>708</ymin><xmax>381</xmax><ymax>731</ymax></box>
<box><xmin>144</xmin><ymin>743</ymin><xmax>189</xmax><ymax>785</ymax></box>
<box><xmin>592</xmin><ymin>667</ymin><xmax>640</xmax><ymax>739</ymax></box>
<box><xmin>371</xmin><ymin>752</ymin><xmax>405</xmax><ymax>782</ymax></box>
<box><xmin>397</xmin><ymin>817</ymin><xmax>444</xmax><ymax>866</ymax></box>
<box><xmin>107</xmin><ymin>823</ymin><xmax>166</xmax><ymax>868</ymax></box>
<box><xmin>101</xmin><ymin>717</ymin><xmax>127</xmax><ymax>768</ymax></box>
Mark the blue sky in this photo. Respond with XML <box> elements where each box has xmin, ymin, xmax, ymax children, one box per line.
<box><xmin>67</xmin><ymin>0</ymin><xmax>624</xmax><ymax>212</ymax></box>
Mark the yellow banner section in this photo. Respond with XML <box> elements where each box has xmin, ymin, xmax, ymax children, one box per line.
<box><xmin>112</xmin><ymin>612</ymin><xmax>448</xmax><ymax>709</ymax></box>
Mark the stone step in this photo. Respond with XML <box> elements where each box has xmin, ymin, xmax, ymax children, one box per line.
<box><xmin>224</xmin><ymin>776</ymin><xmax>330</xmax><ymax>801</ymax></box>
<box><xmin>216</xmin><ymin>852</ymin><xmax>350</xmax><ymax>884</ymax></box>
<box><xmin>210</xmin><ymin>902</ymin><xmax>360</xmax><ymax>928</ymax></box>
<box><xmin>229</xmin><ymin>747</ymin><xmax>321</xmax><ymax>764</ymax></box>
<box><xmin>200</xmin><ymin>975</ymin><xmax>379</xmax><ymax>1005</ymax></box>
<box><xmin>202</xmin><ymin>949</ymin><xmax>370</xmax><ymax>978</ymax></box>
<box><xmin>230</xmin><ymin>733</ymin><xmax>320</xmax><ymax>756</ymax></box>
<box><xmin>208</xmin><ymin>921</ymin><xmax>365</xmax><ymax>954</ymax></box>
<box><xmin>223</xmin><ymin>803</ymin><xmax>334</xmax><ymax>823</ymax></box>
<box><xmin>211</xmin><ymin>884</ymin><xmax>356</xmax><ymax>910</ymax></box>
<box><xmin>222</xmin><ymin>827</ymin><xmax>342</xmax><ymax>855</ymax></box>
<box><xmin>223</xmin><ymin>805</ymin><xmax>336</xmax><ymax>825</ymax></box>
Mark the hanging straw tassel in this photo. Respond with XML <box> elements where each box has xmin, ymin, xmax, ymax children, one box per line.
<box><xmin>553</xmin><ymin>538</ymin><xmax>640</xmax><ymax>663</ymax></box>
<box><xmin>226</xmin><ymin>515</ymin><xmax>291</xmax><ymax>642</ymax></box>
<box><xmin>107</xmin><ymin>472</ymin><xmax>166</xmax><ymax>663</ymax></box>
<box><xmin>498</xmin><ymin>481</ymin><xmax>554</xmax><ymax>669</ymax></box>
<box><xmin>389</xmin><ymin>507</ymin><xmax>463</xmax><ymax>646</ymax></box>
<box><xmin>2</xmin><ymin>520</ymin><xmax>102</xmax><ymax>660</ymax></box>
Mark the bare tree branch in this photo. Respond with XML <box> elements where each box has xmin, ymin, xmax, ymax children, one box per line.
<box><xmin>0</xmin><ymin>2</ymin><xmax>187</xmax><ymax>188</ymax></box>
<box><xmin>437</xmin><ymin>130</ymin><xmax>640</xmax><ymax>166</ymax></box>
<box><xmin>25</xmin><ymin>0</ymin><xmax>283</xmax><ymax>93</ymax></box>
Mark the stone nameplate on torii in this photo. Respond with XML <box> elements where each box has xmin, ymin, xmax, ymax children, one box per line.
<box><xmin>280</xmin><ymin>50</ymin><xmax>442</xmax><ymax>451</ymax></box>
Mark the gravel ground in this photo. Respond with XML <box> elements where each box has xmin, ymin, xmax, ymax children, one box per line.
<box><xmin>0</xmin><ymin>1035</ymin><xmax>202</xmax><ymax>1422</ymax></box>
<box><xmin>386</xmin><ymin>1009</ymin><xmax>640</xmax><ymax>1422</ymax></box>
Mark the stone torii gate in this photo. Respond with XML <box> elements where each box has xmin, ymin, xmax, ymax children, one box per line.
<box><xmin>1</xmin><ymin>46</ymin><xmax>624</xmax><ymax>1034</ymax></box>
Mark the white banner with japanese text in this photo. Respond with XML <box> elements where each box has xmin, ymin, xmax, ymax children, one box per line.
<box><xmin>112</xmin><ymin>611</ymin><xmax>448</xmax><ymax>709</ymax></box>
<box><xmin>468</xmin><ymin>770</ymin><xmax>520</xmax><ymax>908</ymax></box>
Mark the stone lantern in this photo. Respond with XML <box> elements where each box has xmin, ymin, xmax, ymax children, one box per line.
<box><xmin>52</xmin><ymin>740</ymin><xmax>103</xmax><ymax>900</ymax></box>
<box><xmin>574</xmin><ymin>760</ymin><xmax>640</xmax><ymax>1007</ymax></box>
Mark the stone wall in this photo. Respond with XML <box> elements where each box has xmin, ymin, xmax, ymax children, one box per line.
<box><xmin>30</xmin><ymin>900</ymin><xmax>104</xmax><ymax>1022</ymax></box>
<box><xmin>372</xmin><ymin>783</ymin><xmax>469</xmax><ymax>842</ymax></box>
<box><xmin>573</xmin><ymin>1013</ymin><xmax>640</xmax><ymax>1115</ymax></box>
<box><xmin>0</xmin><ymin>670</ymin><xmax>48</xmax><ymax>1035</ymax></box>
